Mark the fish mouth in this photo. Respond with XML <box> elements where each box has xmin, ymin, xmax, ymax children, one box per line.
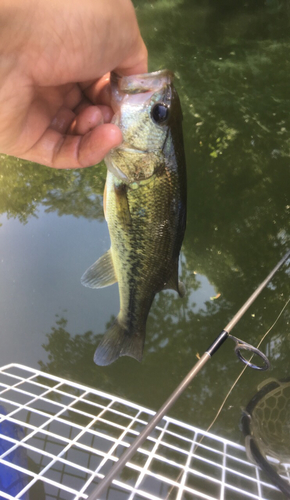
<box><xmin>111</xmin><ymin>70</ymin><xmax>174</xmax><ymax>95</ymax></box>
<box><xmin>118</xmin><ymin>146</ymin><xmax>149</xmax><ymax>155</ymax></box>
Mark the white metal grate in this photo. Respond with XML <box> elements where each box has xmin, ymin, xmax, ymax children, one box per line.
<box><xmin>0</xmin><ymin>363</ymin><xmax>286</xmax><ymax>500</ymax></box>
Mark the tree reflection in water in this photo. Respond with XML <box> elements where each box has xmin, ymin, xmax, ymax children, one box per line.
<box><xmin>1</xmin><ymin>0</ymin><xmax>290</xmax><ymax>441</ymax></box>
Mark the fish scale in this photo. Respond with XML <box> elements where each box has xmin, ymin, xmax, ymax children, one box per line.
<box><xmin>81</xmin><ymin>70</ymin><xmax>187</xmax><ymax>366</ymax></box>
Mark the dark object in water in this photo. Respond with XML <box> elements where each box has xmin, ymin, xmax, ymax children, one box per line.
<box><xmin>241</xmin><ymin>378</ymin><xmax>290</xmax><ymax>497</ymax></box>
<box><xmin>0</xmin><ymin>405</ymin><xmax>29</xmax><ymax>498</ymax></box>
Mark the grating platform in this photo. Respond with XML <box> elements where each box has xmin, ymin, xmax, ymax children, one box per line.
<box><xmin>0</xmin><ymin>363</ymin><xmax>286</xmax><ymax>500</ymax></box>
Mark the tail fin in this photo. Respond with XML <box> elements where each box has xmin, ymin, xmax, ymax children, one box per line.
<box><xmin>94</xmin><ymin>318</ymin><xmax>145</xmax><ymax>366</ymax></box>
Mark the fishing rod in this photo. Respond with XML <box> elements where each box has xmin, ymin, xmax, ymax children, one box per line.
<box><xmin>87</xmin><ymin>249</ymin><xmax>290</xmax><ymax>500</ymax></box>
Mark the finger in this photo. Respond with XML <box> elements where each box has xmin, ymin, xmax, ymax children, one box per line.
<box><xmin>72</xmin><ymin>96</ymin><xmax>92</xmax><ymax>114</ymax></box>
<box><xmin>77</xmin><ymin>124</ymin><xmax>122</xmax><ymax>168</ymax></box>
<box><xmin>73</xmin><ymin>102</ymin><xmax>114</xmax><ymax>124</ymax></box>
<box><xmin>82</xmin><ymin>75</ymin><xmax>112</xmax><ymax>107</ymax></box>
<box><xmin>50</xmin><ymin>107</ymin><xmax>76</xmax><ymax>134</ymax></box>
<box><xmin>80</xmin><ymin>73</ymin><xmax>110</xmax><ymax>92</ymax></box>
<box><xmin>69</xmin><ymin>105</ymin><xmax>104</xmax><ymax>135</ymax></box>
<box><xmin>22</xmin><ymin>123</ymin><xmax>122</xmax><ymax>169</ymax></box>
<box><xmin>115</xmin><ymin>40</ymin><xmax>148</xmax><ymax>76</ymax></box>
<box><xmin>62</xmin><ymin>83</ymin><xmax>83</xmax><ymax>110</ymax></box>
<box><xmin>96</xmin><ymin>105</ymin><xmax>114</xmax><ymax>123</ymax></box>
<box><xmin>51</xmin><ymin>102</ymin><xmax>113</xmax><ymax>138</ymax></box>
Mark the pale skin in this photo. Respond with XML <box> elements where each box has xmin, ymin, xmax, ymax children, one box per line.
<box><xmin>0</xmin><ymin>0</ymin><xmax>147</xmax><ymax>168</ymax></box>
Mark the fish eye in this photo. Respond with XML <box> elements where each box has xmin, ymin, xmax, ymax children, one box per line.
<box><xmin>151</xmin><ymin>103</ymin><xmax>169</xmax><ymax>125</ymax></box>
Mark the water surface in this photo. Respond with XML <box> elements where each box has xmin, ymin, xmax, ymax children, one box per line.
<box><xmin>0</xmin><ymin>0</ymin><xmax>289</xmax><ymax>481</ymax></box>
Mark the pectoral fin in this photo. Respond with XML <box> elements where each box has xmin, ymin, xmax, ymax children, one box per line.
<box><xmin>114</xmin><ymin>183</ymin><xmax>132</xmax><ymax>228</ymax></box>
<box><xmin>103</xmin><ymin>181</ymin><xmax>107</xmax><ymax>220</ymax></box>
<box><xmin>81</xmin><ymin>249</ymin><xmax>117</xmax><ymax>289</ymax></box>
<box><xmin>105</xmin><ymin>154</ymin><xmax>129</xmax><ymax>182</ymax></box>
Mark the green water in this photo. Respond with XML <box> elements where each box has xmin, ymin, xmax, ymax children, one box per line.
<box><xmin>0</xmin><ymin>0</ymin><xmax>289</xmax><ymax>468</ymax></box>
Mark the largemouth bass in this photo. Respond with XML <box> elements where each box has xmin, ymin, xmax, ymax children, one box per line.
<box><xmin>81</xmin><ymin>70</ymin><xmax>187</xmax><ymax>366</ymax></box>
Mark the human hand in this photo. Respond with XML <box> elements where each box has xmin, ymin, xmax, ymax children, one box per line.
<box><xmin>0</xmin><ymin>0</ymin><xmax>147</xmax><ymax>168</ymax></box>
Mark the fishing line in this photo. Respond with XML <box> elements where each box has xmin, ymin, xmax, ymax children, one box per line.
<box><xmin>165</xmin><ymin>290</ymin><xmax>290</xmax><ymax>500</ymax></box>
<box><xmin>205</xmin><ymin>295</ymin><xmax>290</xmax><ymax>435</ymax></box>
<box><xmin>87</xmin><ymin>250</ymin><xmax>289</xmax><ymax>500</ymax></box>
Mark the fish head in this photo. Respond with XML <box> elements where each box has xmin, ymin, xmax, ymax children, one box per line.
<box><xmin>105</xmin><ymin>70</ymin><xmax>179</xmax><ymax>184</ymax></box>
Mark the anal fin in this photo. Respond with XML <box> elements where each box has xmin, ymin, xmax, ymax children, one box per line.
<box><xmin>163</xmin><ymin>261</ymin><xmax>186</xmax><ymax>297</ymax></box>
<box><xmin>81</xmin><ymin>249</ymin><xmax>117</xmax><ymax>289</ymax></box>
